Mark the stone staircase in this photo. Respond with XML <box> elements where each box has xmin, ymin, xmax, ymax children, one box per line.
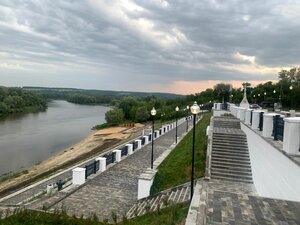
<box><xmin>211</xmin><ymin>117</ymin><xmax>253</xmax><ymax>183</ymax></box>
<box><xmin>126</xmin><ymin>183</ymin><xmax>190</xmax><ymax>219</ymax></box>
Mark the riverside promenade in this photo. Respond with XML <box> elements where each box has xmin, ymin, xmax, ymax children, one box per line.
<box><xmin>42</xmin><ymin>120</ymin><xmax>190</xmax><ymax>219</ymax></box>
<box><xmin>1</xmin><ymin>118</ymin><xmax>193</xmax><ymax>220</ymax></box>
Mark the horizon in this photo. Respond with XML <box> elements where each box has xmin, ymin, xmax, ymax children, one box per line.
<box><xmin>0</xmin><ymin>1</ymin><xmax>299</xmax><ymax>94</ymax></box>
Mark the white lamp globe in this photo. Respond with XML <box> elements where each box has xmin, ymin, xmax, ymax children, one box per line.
<box><xmin>175</xmin><ymin>106</ymin><xmax>179</xmax><ymax>112</ymax></box>
<box><xmin>151</xmin><ymin>107</ymin><xmax>157</xmax><ymax>116</ymax></box>
<box><xmin>190</xmin><ymin>101</ymin><xmax>200</xmax><ymax>115</ymax></box>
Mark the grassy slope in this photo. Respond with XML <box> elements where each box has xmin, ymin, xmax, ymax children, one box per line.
<box><xmin>0</xmin><ymin>203</ymin><xmax>188</xmax><ymax>225</ymax></box>
<box><xmin>151</xmin><ymin>113</ymin><xmax>211</xmax><ymax>194</ymax></box>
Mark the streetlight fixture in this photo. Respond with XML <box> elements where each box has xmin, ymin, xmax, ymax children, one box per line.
<box><xmin>175</xmin><ymin>106</ymin><xmax>179</xmax><ymax>144</ymax></box>
<box><xmin>186</xmin><ymin>106</ymin><xmax>190</xmax><ymax>132</ymax></box>
<box><xmin>290</xmin><ymin>85</ymin><xmax>293</xmax><ymax>90</ymax></box>
<box><xmin>150</xmin><ymin>107</ymin><xmax>156</xmax><ymax>169</ymax></box>
<box><xmin>190</xmin><ymin>101</ymin><xmax>200</xmax><ymax>201</ymax></box>
<box><xmin>264</xmin><ymin>92</ymin><xmax>267</xmax><ymax>100</ymax></box>
<box><xmin>161</xmin><ymin>113</ymin><xmax>165</xmax><ymax>128</ymax></box>
<box><xmin>273</xmin><ymin>90</ymin><xmax>276</xmax><ymax>94</ymax></box>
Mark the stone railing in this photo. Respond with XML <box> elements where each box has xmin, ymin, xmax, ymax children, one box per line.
<box><xmin>72</xmin><ymin>116</ymin><xmax>192</xmax><ymax>186</ymax></box>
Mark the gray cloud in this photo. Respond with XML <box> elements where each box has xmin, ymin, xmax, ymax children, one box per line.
<box><xmin>0</xmin><ymin>0</ymin><xmax>299</xmax><ymax>93</ymax></box>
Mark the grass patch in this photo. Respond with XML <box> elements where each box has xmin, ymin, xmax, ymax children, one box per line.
<box><xmin>0</xmin><ymin>203</ymin><xmax>189</xmax><ymax>225</ymax></box>
<box><xmin>150</xmin><ymin>113</ymin><xmax>211</xmax><ymax>194</ymax></box>
<box><xmin>122</xmin><ymin>202</ymin><xmax>189</xmax><ymax>225</ymax></box>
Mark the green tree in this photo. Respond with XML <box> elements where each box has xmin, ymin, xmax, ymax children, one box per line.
<box><xmin>213</xmin><ymin>83</ymin><xmax>231</xmax><ymax>102</ymax></box>
<box><xmin>118</xmin><ymin>96</ymin><xmax>139</xmax><ymax>119</ymax></box>
<box><xmin>105</xmin><ymin>108</ymin><xmax>124</xmax><ymax>125</ymax></box>
<box><xmin>135</xmin><ymin>106</ymin><xmax>150</xmax><ymax>122</ymax></box>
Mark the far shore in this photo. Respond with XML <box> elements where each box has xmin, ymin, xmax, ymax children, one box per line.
<box><xmin>0</xmin><ymin>123</ymin><xmax>145</xmax><ymax>198</ymax></box>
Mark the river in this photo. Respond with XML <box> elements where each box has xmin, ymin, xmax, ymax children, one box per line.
<box><xmin>0</xmin><ymin>100</ymin><xmax>110</xmax><ymax>177</ymax></box>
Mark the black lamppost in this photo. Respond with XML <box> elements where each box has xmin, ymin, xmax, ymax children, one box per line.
<box><xmin>190</xmin><ymin>101</ymin><xmax>200</xmax><ymax>201</ymax></box>
<box><xmin>161</xmin><ymin>113</ymin><xmax>165</xmax><ymax>128</ymax></box>
<box><xmin>150</xmin><ymin>107</ymin><xmax>157</xmax><ymax>169</ymax></box>
<box><xmin>290</xmin><ymin>85</ymin><xmax>293</xmax><ymax>108</ymax></box>
<box><xmin>186</xmin><ymin>106</ymin><xmax>189</xmax><ymax>132</ymax></box>
<box><xmin>175</xmin><ymin>106</ymin><xmax>179</xmax><ymax>144</ymax></box>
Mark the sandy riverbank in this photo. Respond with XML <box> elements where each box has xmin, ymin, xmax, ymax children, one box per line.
<box><xmin>0</xmin><ymin>123</ymin><xmax>145</xmax><ymax>196</ymax></box>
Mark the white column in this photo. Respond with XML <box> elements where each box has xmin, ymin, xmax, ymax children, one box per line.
<box><xmin>135</xmin><ymin>140</ymin><xmax>142</xmax><ymax>150</ymax></box>
<box><xmin>126</xmin><ymin>144</ymin><xmax>133</xmax><ymax>155</ymax></box>
<box><xmin>239</xmin><ymin>108</ymin><xmax>246</xmax><ymax>121</ymax></box>
<box><xmin>245</xmin><ymin>109</ymin><xmax>252</xmax><ymax>125</ymax></box>
<box><xmin>232</xmin><ymin>106</ymin><xmax>238</xmax><ymax>117</ymax></box>
<box><xmin>96</xmin><ymin>157</ymin><xmax>106</xmax><ymax>172</ymax></box>
<box><xmin>143</xmin><ymin>136</ymin><xmax>149</xmax><ymax>145</ymax></box>
<box><xmin>262</xmin><ymin>113</ymin><xmax>278</xmax><ymax>138</ymax></box>
<box><xmin>113</xmin><ymin>150</ymin><xmax>122</xmax><ymax>162</ymax></box>
<box><xmin>216</xmin><ymin>103</ymin><xmax>222</xmax><ymax>110</ymax></box>
<box><xmin>137</xmin><ymin>168</ymin><xmax>157</xmax><ymax>200</ymax></box>
<box><xmin>283</xmin><ymin>117</ymin><xmax>300</xmax><ymax>154</ymax></box>
<box><xmin>72</xmin><ymin>168</ymin><xmax>86</xmax><ymax>185</ymax></box>
<box><xmin>236</xmin><ymin>107</ymin><xmax>242</xmax><ymax>119</ymax></box>
<box><xmin>252</xmin><ymin>110</ymin><xmax>263</xmax><ymax>130</ymax></box>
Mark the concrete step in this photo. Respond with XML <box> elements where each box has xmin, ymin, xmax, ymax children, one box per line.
<box><xmin>211</xmin><ymin>161</ymin><xmax>252</xmax><ymax>170</ymax></box>
<box><xmin>211</xmin><ymin>167</ymin><xmax>252</xmax><ymax>176</ymax></box>
<box><xmin>213</xmin><ymin>125</ymin><xmax>241</xmax><ymax>129</ymax></box>
<box><xmin>211</xmin><ymin>171</ymin><xmax>252</xmax><ymax>181</ymax></box>
<box><xmin>211</xmin><ymin>174</ymin><xmax>253</xmax><ymax>183</ymax></box>
<box><xmin>126</xmin><ymin>183</ymin><xmax>190</xmax><ymax>219</ymax></box>
<box><xmin>213</xmin><ymin>133</ymin><xmax>246</xmax><ymax>139</ymax></box>
<box><xmin>212</xmin><ymin>138</ymin><xmax>248</xmax><ymax>145</ymax></box>
<box><xmin>212</xmin><ymin>144</ymin><xmax>248</xmax><ymax>151</ymax></box>
<box><xmin>212</xmin><ymin>142</ymin><xmax>248</xmax><ymax>148</ymax></box>
<box><xmin>212</xmin><ymin>147</ymin><xmax>250</xmax><ymax>155</ymax></box>
<box><xmin>212</xmin><ymin>156</ymin><xmax>251</xmax><ymax>164</ymax></box>
<box><xmin>212</xmin><ymin>149</ymin><xmax>250</xmax><ymax>157</ymax></box>
<box><xmin>214</xmin><ymin>124</ymin><xmax>241</xmax><ymax>128</ymax></box>
<box><xmin>212</xmin><ymin>153</ymin><xmax>250</xmax><ymax>161</ymax></box>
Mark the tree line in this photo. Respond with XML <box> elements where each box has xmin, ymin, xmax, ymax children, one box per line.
<box><xmin>188</xmin><ymin>67</ymin><xmax>300</xmax><ymax>109</ymax></box>
<box><xmin>0</xmin><ymin>87</ymin><xmax>47</xmax><ymax>117</ymax></box>
<box><xmin>104</xmin><ymin>67</ymin><xmax>300</xmax><ymax>126</ymax></box>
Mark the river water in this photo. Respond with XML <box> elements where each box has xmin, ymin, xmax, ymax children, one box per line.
<box><xmin>0</xmin><ymin>100</ymin><xmax>109</xmax><ymax>177</ymax></box>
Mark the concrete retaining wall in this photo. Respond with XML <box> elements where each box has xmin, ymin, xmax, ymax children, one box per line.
<box><xmin>241</xmin><ymin>123</ymin><xmax>300</xmax><ymax>202</ymax></box>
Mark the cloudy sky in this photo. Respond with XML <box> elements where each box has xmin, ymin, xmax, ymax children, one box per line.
<box><xmin>0</xmin><ymin>0</ymin><xmax>299</xmax><ymax>94</ymax></box>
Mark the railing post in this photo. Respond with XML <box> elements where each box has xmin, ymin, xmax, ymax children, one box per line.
<box><xmin>273</xmin><ymin>115</ymin><xmax>279</xmax><ymax>141</ymax></box>
<box><xmin>93</xmin><ymin>160</ymin><xmax>97</xmax><ymax>174</ymax></box>
<box><xmin>259</xmin><ymin>112</ymin><xmax>264</xmax><ymax>131</ymax></box>
<box><xmin>72</xmin><ymin>168</ymin><xmax>86</xmax><ymax>185</ymax></box>
<box><xmin>85</xmin><ymin>165</ymin><xmax>88</xmax><ymax>179</ymax></box>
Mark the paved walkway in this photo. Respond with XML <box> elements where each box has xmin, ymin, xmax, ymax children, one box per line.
<box><xmin>35</xmin><ymin>120</ymin><xmax>190</xmax><ymax>220</ymax></box>
<box><xmin>206</xmin><ymin>179</ymin><xmax>300</xmax><ymax>225</ymax></box>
